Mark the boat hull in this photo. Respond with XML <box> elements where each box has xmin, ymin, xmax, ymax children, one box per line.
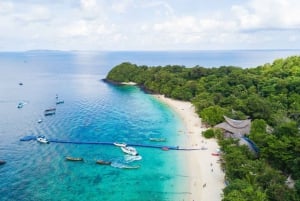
<box><xmin>96</xmin><ymin>160</ymin><xmax>112</xmax><ymax>165</ymax></box>
<box><xmin>65</xmin><ymin>157</ymin><xmax>84</xmax><ymax>162</ymax></box>
<box><xmin>121</xmin><ymin>146</ymin><xmax>138</xmax><ymax>156</ymax></box>
<box><xmin>44</xmin><ymin>108</ymin><xmax>56</xmax><ymax>116</ymax></box>
<box><xmin>37</xmin><ymin>136</ymin><xmax>49</xmax><ymax>144</ymax></box>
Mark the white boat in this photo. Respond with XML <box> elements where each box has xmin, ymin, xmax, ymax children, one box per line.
<box><xmin>37</xmin><ymin>119</ymin><xmax>43</xmax><ymax>123</ymax></box>
<box><xmin>36</xmin><ymin>136</ymin><xmax>49</xmax><ymax>144</ymax></box>
<box><xmin>113</xmin><ymin>142</ymin><xmax>127</xmax><ymax>147</ymax></box>
<box><xmin>56</xmin><ymin>100</ymin><xmax>64</xmax><ymax>104</ymax></box>
<box><xmin>121</xmin><ymin>146</ymin><xmax>138</xmax><ymax>156</ymax></box>
<box><xmin>17</xmin><ymin>102</ymin><xmax>24</xmax><ymax>108</ymax></box>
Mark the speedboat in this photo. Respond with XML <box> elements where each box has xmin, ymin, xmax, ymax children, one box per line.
<box><xmin>121</xmin><ymin>146</ymin><xmax>138</xmax><ymax>156</ymax></box>
<box><xmin>56</xmin><ymin>100</ymin><xmax>64</xmax><ymax>105</ymax></box>
<box><xmin>36</xmin><ymin>135</ymin><xmax>49</xmax><ymax>144</ymax></box>
<box><xmin>65</xmin><ymin>157</ymin><xmax>84</xmax><ymax>162</ymax></box>
<box><xmin>37</xmin><ymin>119</ymin><xmax>43</xmax><ymax>123</ymax></box>
<box><xmin>17</xmin><ymin>102</ymin><xmax>24</xmax><ymax>108</ymax></box>
<box><xmin>113</xmin><ymin>142</ymin><xmax>127</xmax><ymax>147</ymax></box>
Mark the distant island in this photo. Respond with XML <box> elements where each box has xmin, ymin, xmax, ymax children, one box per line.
<box><xmin>106</xmin><ymin>56</ymin><xmax>300</xmax><ymax>201</ymax></box>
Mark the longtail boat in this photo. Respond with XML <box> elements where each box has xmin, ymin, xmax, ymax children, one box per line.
<box><xmin>96</xmin><ymin>160</ymin><xmax>112</xmax><ymax>165</ymax></box>
<box><xmin>65</xmin><ymin>156</ymin><xmax>84</xmax><ymax>162</ymax></box>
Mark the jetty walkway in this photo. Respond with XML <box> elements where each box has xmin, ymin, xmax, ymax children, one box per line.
<box><xmin>20</xmin><ymin>135</ymin><xmax>203</xmax><ymax>151</ymax></box>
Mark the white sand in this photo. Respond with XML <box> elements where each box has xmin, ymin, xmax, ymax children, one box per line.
<box><xmin>121</xmin><ymin>81</ymin><xmax>137</xmax><ymax>85</ymax></box>
<box><xmin>154</xmin><ymin>95</ymin><xmax>225</xmax><ymax>201</ymax></box>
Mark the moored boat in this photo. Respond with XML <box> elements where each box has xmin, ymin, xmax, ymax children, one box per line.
<box><xmin>121</xmin><ymin>146</ymin><xmax>138</xmax><ymax>156</ymax></box>
<box><xmin>65</xmin><ymin>157</ymin><xmax>84</xmax><ymax>162</ymax></box>
<box><xmin>37</xmin><ymin>135</ymin><xmax>49</xmax><ymax>144</ymax></box>
<box><xmin>161</xmin><ymin>147</ymin><xmax>169</xmax><ymax>151</ymax></box>
<box><xmin>96</xmin><ymin>160</ymin><xmax>112</xmax><ymax>165</ymax></box>
<box><xmin>44</xmin><ymin>108</ymin><xmax>56</xmax><ymax>116</ymax></box>
<box><xmin>56</xmin><ymin>100</ymin><xmax>64</xmax><ymax>104</ymax></box>
<box><xmin>17</xmin><ymin>102</ymin><xmax>24</xmax><ymax>108</ymax></box>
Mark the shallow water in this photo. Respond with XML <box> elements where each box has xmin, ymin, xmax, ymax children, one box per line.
<box><xmin>0</xmin><ymin>63</ymin><xmax>192</xmax><ymax>200</ymax></box>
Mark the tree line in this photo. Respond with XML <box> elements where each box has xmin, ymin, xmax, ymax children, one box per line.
<box><xmin>106</xmin><ymin>56</ymin><xmax>300</xmax><ymax>201</ymax></box>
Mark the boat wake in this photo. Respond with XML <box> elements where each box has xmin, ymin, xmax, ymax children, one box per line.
<box><xmin>110</xmin><ymin>162</ymin><xmax>140</xmax><ymax>169</ymax></box>
<box><xmin>124</xmin><ymin>155</ymin><xmax>142</xmax><ymax>162</ymax></box>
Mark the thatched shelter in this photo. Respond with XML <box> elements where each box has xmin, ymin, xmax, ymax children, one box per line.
<box><xmin>214</xmin><ymin>116</ymin><xmax>251</xmax><ymax>138</ymax></box>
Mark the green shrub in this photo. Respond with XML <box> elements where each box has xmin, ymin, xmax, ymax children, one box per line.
<box><xmin>202</xmin><ymin>128</ymin><xmax>215</xmax><ymax>138</ymax></box>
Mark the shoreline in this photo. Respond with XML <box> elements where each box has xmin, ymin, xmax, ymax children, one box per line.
<box><xmin>153</xmin><ymin>94</ymin><xmax>225</xmax><ymax>201</ymax></box>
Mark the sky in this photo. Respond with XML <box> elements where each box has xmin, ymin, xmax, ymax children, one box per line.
<box><xmin>0</xmin><ymin>0</ymin><xmax>300</xmax><ymax>51</ymax></box>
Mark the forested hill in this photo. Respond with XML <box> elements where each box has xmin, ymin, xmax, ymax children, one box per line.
<box><xmin>106</xmin><ymin>56</ymin><xmax>300</xmax><ymax>201</ymax></box>
<box><xmin>106</xmin><ymin>56</ymin><xmax>300</xmax><ymax>126</ymax></box>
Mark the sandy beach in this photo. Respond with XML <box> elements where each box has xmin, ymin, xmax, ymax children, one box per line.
<box><xmin>154</xmin><ymin>95</ymin><xmax>225</xmax><ymax>201</ymax></box>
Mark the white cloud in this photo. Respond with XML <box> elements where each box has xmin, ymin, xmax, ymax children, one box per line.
<box><xmin>232</xmin><ymin>0</ymin><xmax>300</xmax><ymax>31</ymax></box>
<box><xmin>80</xmin><ymin>0</ymin><xmax>97</xmax><ymax>10</ymax></box>
<box><xmin>61</xmin><ymin>19</ymin><xmax>116</xmax><ymax>38</ymax></box>
<box><xmin>152</xmin><ymin>15</ymin><xmax>238</xmax><ymax>48</ymax></box>
<box><xmin>111</xmin><ymin>0</ymin><xmax>134</xmax><ymax>13</ymax></box>
<box><xmin>141</xmin><ymin>1</ymin><xmax>174</xmax><ymax>17</ymax></box>
<box><xmin>0</xmin><ymin>0</ymin><xmax>299</xmax><ymax>51</ymax></box>
<box><xmin>62</xmin><ymin>20</ymin><xmax>90</xmax><ymax>37</ymax></box>
<box><xmin>0</xmin><ymin>1</ymin><xmax>14</xmax><ymax>14</ymax></box>
<box><xmin>13</xmin><ymin>5</ymin><xmax>51</xmax><ymax>23</ymax></box>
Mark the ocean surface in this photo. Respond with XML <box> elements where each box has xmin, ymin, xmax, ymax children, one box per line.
<box><xmin>0</xmin><ymin>50</ymin><xmax>299</xmax><ymax>201</ymax></box>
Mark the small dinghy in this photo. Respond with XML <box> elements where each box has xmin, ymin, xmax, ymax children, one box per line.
<box><xmin>0</xmin><ymin>160</ymin><xmax>6</xmax><ymax>165</ymax></box>
<box><xmin>44</xmin><ymin>108</ymin><xmax>56</xmax><ymax>116</ymax></box>
<box><xmin>56</xmin><ymin>100</ymin><xmax>64</xmax><ymax>105</ymax></box>
<box><xmin>17</xmin><ymin>102</ymin><xmax>24</xmax><ymax>108</ymax></box>
<box><xmin>161</xmin><ymin>147</ymin><xmax>169</xmax><ymax>151</ymax></box>
<box><xmin>37</xmin><ymin>135</ymin><xmax>49</xmax><ymax>144</ymax></box>
<box><xmin>96</xmin><ymin>160</ymin><xmax>112</xmax><ymax>165</ymax></box>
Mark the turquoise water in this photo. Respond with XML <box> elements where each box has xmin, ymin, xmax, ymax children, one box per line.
<box><xmin>1</xmin><ymin>50</ymin><xmax>299</xmax><ymax>200</ymax></box>
<box><xmin>0</xmin><ymin>71</ymin><xmax>189</xmax><ymax>200</ymax></box>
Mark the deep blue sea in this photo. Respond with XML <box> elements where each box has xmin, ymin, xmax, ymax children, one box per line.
<box><xmin>0</xmin><ymin>50</ymin><xmax>299</xmax><ymax>201</ymax></box>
